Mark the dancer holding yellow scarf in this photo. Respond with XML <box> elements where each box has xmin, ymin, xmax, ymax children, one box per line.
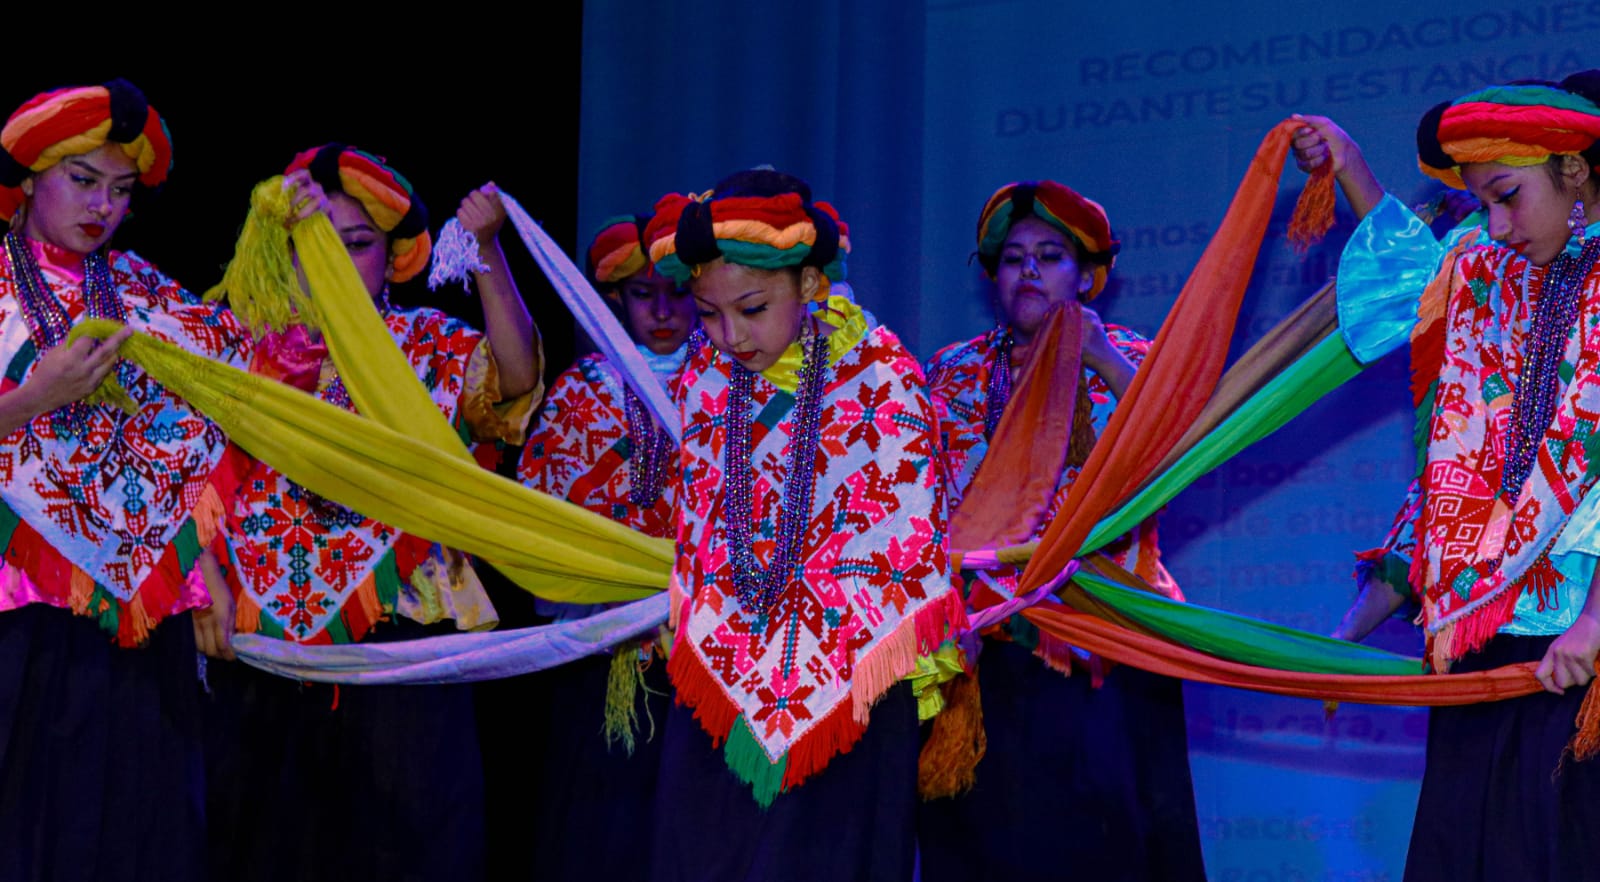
<box><xmin>0</xmin><ymin>79</ymin><xmax>252</xmax><ymax>882</ymax></box>
<box><xmin>201</xmin><ymin>145</ymin><xmax>541</xmax><ymax>882</ymax></box>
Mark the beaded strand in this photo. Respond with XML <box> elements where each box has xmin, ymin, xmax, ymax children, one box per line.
<box><xmin>723</xmin><ymin>325</ymin><xmax>829</xmax><ymax>617</ymax></box>
<box><xmin>4</xmin><ymin>232</ymin><xmax>127</xmax><ymax>438</ymax></box>
<box><xmin>1502</xmin><ymin>237</ymin><xmax>1600</xmax><ymax>502</ymax></box>
<box><xmin>622</xmin><ymin>382</ymin><xmax>673</xmax><ymax>507</ymax></box>
<box><xmin>983</xmin><ymin>326</ymin><xmax>1015</xmax><ymax>440</ymax></box>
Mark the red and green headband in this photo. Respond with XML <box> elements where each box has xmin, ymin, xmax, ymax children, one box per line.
<box><xmin>645</xmin><ymin>173</ymin><xmax>850</xmax><ymax>299</ymax></box>
<box><xmin>285</xmin><ymin>144</ymin><xmax>431</xmax><ymax>283</ymax></box>
<box><xmin>1418</xmin><ymin>82</ymin><xmax>1600</xmax><ymax>189</ymax></box>
<box><xmin>975</xmin><ymin>180</ymin><xmax>1118</xmax><ymax>299</ymax></box>
<box><xmin>0</xmin><ymin>79</ymin><xmax>172</xmax><ymax>223</ymax></box>
<box><xmin>587</xmin><ymin>214</ymin><xmax>652</xmax><ymax>287</ymax></box>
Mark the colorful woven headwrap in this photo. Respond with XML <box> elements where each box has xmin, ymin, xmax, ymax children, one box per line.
<box><xmin>587</xmin><ymin>214</ymin><xmax>652</xmax><ymax>290</ymax></box>
<box><xmin>645</xmin><ymin>170</ymin><xmax>850</xmax><ymax>300</ymax></box>
<box><xmin>286</xmin><ymin>144</ymin><xmax>431</xmax><ymax>284</ymax></box>
<box><xmin>975</xmin><ymin>180</ymin><xmax>1119</xmax><ymax>300</ymax></box>
<box><xmin>0</xmin><ymin>79</ymin><xmax>173</xmax><ymax>223</ymax></box>
<box><xmin>1418</xmin><ymin>78</ymin><xmax>1600</xmax><ymax>190</ymax></box>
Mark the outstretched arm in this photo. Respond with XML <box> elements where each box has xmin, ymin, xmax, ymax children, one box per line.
<box><xmin>457</xmin><ymin>183</ymin><xmax>541</xmax><ymax>399</ymax></box>
<box><xmin>1330</xmin><ymin>571</ymin><xmax>1409</xmax><ymax>643</ymax></box>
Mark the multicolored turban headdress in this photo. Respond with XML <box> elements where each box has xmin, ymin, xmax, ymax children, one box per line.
<box><xmin>975</xmin><ymin>180</ymin><xmax>1118</xmax><ymax>300</ymax></box>
<box><xmin>586</xmin><ymin>214</ymin><xmax>652</xmax><ymax>291</ymax></box>
<box><xmin>0</xmin><ymin>79</ymin><xmax>173</xmax><ymax>223</ymax></box>
<box><xmin>1417</xmin><ymin>76</ymin><xmax>1600</xmax><ymax>190</ymax></box>
<box><xmin>286</xmin><ymin>144</ymin><xmax>431</xmax><ymax>283</ymax></box>
<box><xmin>645</xmin><ymin>169</ymin><xmax>850</xmax><ymax>301</ymax></box>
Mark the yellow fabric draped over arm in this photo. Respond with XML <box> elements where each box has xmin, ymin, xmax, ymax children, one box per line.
<box><xmin>72</xmin><ymin>316</ymin><xmax>670</xmax><ymax>600</ymax></box>
<box><xmin>72</xmin><ymin>183</ymin><xmax>672</xmax><ymax>602</ymax></box>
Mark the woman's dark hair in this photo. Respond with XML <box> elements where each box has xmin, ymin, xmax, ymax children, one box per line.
<box><xmin>1563</xmin><ymin>70</ymin><xmax>1600</xmax><ymax>173</ymax></box>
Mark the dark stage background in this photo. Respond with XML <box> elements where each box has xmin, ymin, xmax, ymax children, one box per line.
<box><xmin>2</xmin><ymin>38</ymin><xmax>585</xmax><ymax>400</ymax></box>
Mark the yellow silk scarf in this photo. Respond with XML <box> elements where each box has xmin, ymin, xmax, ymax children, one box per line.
<box><xmin>74</xmin><ymin>192</ymin><xmax>671</xmax><ymax>602</ymax></box>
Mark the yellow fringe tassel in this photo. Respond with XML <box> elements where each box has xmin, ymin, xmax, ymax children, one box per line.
<box><xmin>204</xmin><ymin>176</ymin><xmax>319</xmax><ymax>336</ymax></box>
<box><xmin>604</xmin><ymin>643</ymin><xmax>659</xmax><ymax>755</ymax></box>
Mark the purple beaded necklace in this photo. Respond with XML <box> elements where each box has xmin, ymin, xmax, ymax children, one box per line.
<box><xmin>1501</xmin><ymin>236</ymin><xmax>1600</xmax><ymax>503</ymax></box>
<box><xmin>723</xmin><ymin>324</ymin><xmax>829</xmax><ymax>617</ymax></box>
<box><xmin>623</xmin><ymin>381</ymin><xmax>673</xmax><ymax>507</ymax></box>
<box><xmin>983</xmin><ymin>327</ymin><xmax>1015</xmax><ymax>439</ymax></box>
<box><xmin>4</xmin><ymin>231</ymin><xmax>127</xmax><ymax>437</ymax></box>
<box><xmin>624</xmin><ymin>332</ymin><xmax>702</xmax><ymax>507</ymax></box>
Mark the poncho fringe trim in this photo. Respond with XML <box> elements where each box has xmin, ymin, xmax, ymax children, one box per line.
<box><xmin>0</xmin><ymin>441</ymin><xmax>250</xmax><ymax>646</ymax></box>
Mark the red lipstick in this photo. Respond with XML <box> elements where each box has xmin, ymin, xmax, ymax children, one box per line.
<box><xmin>733</xmin><ymin>351</ymin><xmax>758</xmax><ymax>361</ymax></box>
<box><xmin>80</xmin><ymin>223</ymin><xmax>106</xmax><ymax>238</ymax></box>
<box><xmin>650</xmin><ymin>329</ymin><xmax>675</xmax><ymax>339</ymax></box>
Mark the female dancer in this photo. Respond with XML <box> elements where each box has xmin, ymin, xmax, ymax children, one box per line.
<box><xmin>204</xmin><ymin>145</ymin><xmax>540</xmax><ymax>882</ymax></box>
<box><xmin>0</xmin><ymin>80</ymin><xmax>251</xmax><ymax>882</ymax></box>
<box><xmin>917</xmin><ymin>180</ymin><xmax>1204</xmax><ymax>881</ymax></box>
<box><xmin>642</xmin><ymin>168</ymin><xmax>965</xmax><ymax>881</ymax></box>
<box><xmin>1298</xmin><ymin>74</ymin><xmax>1600</xmax><ymax>879</ymax></box>
<box><xmin>516</xmin><ymin>212</ymin><xmax>695</xmax><ymax>879</ymax></box>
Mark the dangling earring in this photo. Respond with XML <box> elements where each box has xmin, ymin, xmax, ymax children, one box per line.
<box><xmin>1570</xmin><ymin>199</ymin><xmax>1588</xmax><ymax>243</ymax></box>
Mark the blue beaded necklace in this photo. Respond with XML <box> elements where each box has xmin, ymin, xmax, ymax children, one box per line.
<box><xmin>1502</xmin><ymin>236</ymin><xmax>1600</xmax><ymax>502</ymax></box>
<box><xmin>722</xmin><ymin>324</ymin><xmax>829</xmax><ymax>616</ymax></box>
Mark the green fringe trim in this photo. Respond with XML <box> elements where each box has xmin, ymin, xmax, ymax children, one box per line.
<box><xmin>603</xmin><ymin>643</ymin><xmax>662</xmax><ymax>755</ymax></box>
<box><xmin>723</xmin><ymin>717</ymin><xmax>787</xmax><ymax>809</ymax></box>
<box><xmin>324</xmin><ymin>611</ymin><xmax>353</xmax><ymax>644</ymax></box>
<box><xmin>255</xmin><ymin>606</ymin><xmax>286</xmax><ymax>640</ymax></box>
<box><xmin>88</xmin><ymin>583</ymin><xmax>119</xmax><ymax>634</ymax></box>
<box><xmin>0</xmin><ymin>500</ymin><xmax>18</xmax><ymax>554</ymax></box>
<box><xmin>173</xmin><ymin>520</ymin><xmax>201</xmax><ymax>574</ymax></box>
<box><xmin>5</xmin><ymin>339</ymin><xmax>35</xmax><ymax>385</ymax></box>
<box><xmin>374</xmin><ymin>549</ymin><xmax>401</xmax><ymax>615</ymax></box>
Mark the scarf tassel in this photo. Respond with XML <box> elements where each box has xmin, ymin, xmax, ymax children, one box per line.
<box><xmin>604</xmin><ymin>642</ymin><xmax>660</xmax><ymax>755</ymax></box>
<box><xmin>916</xmin><ymin>668</ymin><xmax>986</xmax><ymax>800</ymax></box>
<box><xmin>1033</xmin><ymin>629</ymin><xmax>1079</xmax><ymax>676</ymax></box>
<box><xmin>1567</xmin><ymin>680</ymin><xmax>1600</xmax><ymax>763</ymax></box>
<box><xmin>1287</xmin><ymin>163</ymin><xmax>1336</xmax><ymax>254</ymax></box>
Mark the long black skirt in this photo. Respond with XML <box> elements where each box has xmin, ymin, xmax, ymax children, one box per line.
<box><xmin>648</xmin><ymin>681</ymin><xmax>919</xmax><ymax>882</ymax></box>
<box><xmin>1405</xmin><ymin>634</ymin><xmax>1600</xmax><ymax>882</ymax></box>
<box><xmin>0</xmin><ymin>604</ymin><xmax>205</xmax><ymax>882</ymax></box>
<box><xmin>917</xmin><ymin>638</ymin><xmax>1206</xmax><ymax>882</ymax></box>
<box><xmin>204</xmin><ymin>620</ymin><xmax>486</xmax><ymax>882</ymax></box>
<box><xmin>526</xmin><ymin>649</ymin><xmax>671</xmax><ymax>881</ymax></box>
